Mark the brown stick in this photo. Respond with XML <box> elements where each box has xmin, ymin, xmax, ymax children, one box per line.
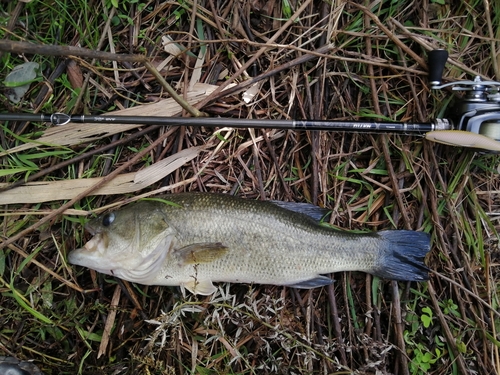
<box><xmin>381</xmin><ymin>137</ymin><xmax>412</xmax><ymax>229</ymax></box>
<box><xmin>0</xmin><ymin>39</ymin><xmax>145</xmax><ymax>62</ymax></box>
<box><xmin>428</xmin><ymin>281</ymin><xmax>469</xmax><ymax>374</ymax></box>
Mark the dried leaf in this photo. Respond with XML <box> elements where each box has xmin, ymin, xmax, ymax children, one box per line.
<box><xmin>162</xmin><ymin>35</ymin><xmax>183</xmax><ymax>56</ymax></box>
<box><xmin>134</xmin><ymin>146</ymin><xmax>203</xmax><ymax>184</ymax></box>
<box><xmin>66</xmin><ymin>59</ymin><xmax>83</xmax><ymax>89</ymax></box>
<box><xmin>97</xmin><ymin>285</ymin><xmax>121</xmax><ymax>359</ymax></box>
<box><xmin>242</xmin><ymin>82</ymin><xmax>263</xmax><ymax>104</ymax></box>
<box><xmin>189</xmin><ymin>48</ymin><xmax>206</xmax><ymax>92</ymax></box>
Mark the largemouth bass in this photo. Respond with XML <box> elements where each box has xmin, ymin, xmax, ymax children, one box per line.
<box><xmin>68</xmin><ymin>193</ymin><xmax>430</xmax><ymax>295</ymax></box>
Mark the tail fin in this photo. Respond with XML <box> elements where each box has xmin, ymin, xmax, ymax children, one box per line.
<box><xmin>372</xmin><ymin>231</ymin><xmax>430</xmax><ymax>282</ymax></box>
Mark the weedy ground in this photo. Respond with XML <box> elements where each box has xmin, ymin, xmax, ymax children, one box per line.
<box><xmin>0</xmin><ymin>0</ymin><xmax>499</xmax><ymax>374</ymax></box>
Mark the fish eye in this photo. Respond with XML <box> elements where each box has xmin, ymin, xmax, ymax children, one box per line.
<box><xmin>102</xmin><ymin>212</ymin><xmax>116</xmax><ymax>227</ymax></box>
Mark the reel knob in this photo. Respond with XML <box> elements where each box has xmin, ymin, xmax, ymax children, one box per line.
<box><xmin>428</xmin><ymin>49</ymin><xmax>449</xmax><ymax>87</ymax></box>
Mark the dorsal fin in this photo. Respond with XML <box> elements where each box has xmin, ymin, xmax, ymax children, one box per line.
<box><xmin>270</xmin><ymin>200</ymin><xmax>331</xmax><ymax>222</ymax></box>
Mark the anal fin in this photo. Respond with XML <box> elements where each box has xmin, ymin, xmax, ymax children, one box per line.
<box><xmin>286</xmin><ymin>275</ymin><xmax>333</xmax><ymax>289</ymax></box>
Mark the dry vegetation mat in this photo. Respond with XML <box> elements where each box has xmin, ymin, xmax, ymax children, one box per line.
<box><xmin>1</xmin><ymin>0</ymin><xmax>500</xmax><ymax>374</ymax></box>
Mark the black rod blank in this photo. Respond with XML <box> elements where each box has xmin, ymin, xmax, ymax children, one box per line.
<box><xmin>0</xmin><ymin>112</ymin><xmax>451</xmax><ymax>134</ymax></box>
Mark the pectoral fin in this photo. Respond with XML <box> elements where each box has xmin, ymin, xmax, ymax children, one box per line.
<box><xmin>183</xmin><ymin>279</ymin><xmax>217</xmax><ymax>295</ymax></box>
<box><xmin>175</xmin><ymin>243</ymin><xmax>229</xmax><ymax>264</ymax></box>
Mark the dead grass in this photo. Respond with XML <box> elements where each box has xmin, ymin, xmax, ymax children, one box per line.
<box><xmin>1</xmin><ymin>0</ymin><xmax>499</xmax><ymax>374</ymax></box>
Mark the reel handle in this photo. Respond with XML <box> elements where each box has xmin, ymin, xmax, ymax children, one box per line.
<box><xmin>428</xmin><ymin>49</ymin><xmax>449</xmax><ymax>87</ymax></box>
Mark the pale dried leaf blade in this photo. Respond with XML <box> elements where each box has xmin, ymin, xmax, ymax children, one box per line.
<box><xmin>242</xmin><ymin>82</ymin><xmax>263</xmax><ymax>104</ymax></box>
<box><xmin>0</xmin><ymin>147</ymin><xmax>203</xmax><ymax>204</ymax></box>
<box><xmin>162</xmin><ymin>35</ymin><xmax>183</xmax><ymax>56</ymax></box>
<box><xmin>0</xmin><ymin>174</ymin><xmax>135</xmax><ymax>204</ymax></box>
<box><xmin>188</xmin><ymin>49</ymin><xmax>206</xmax><ymax>92</ymax></box>
<box><xmin>133</xmin><ymin>146</ymin><xmax>203</xmax><ymax>184</ymax></box>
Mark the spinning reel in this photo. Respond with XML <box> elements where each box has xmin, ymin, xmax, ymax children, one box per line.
<box><xmin>425</xmin><ymin>49</ymin><xmax>500</xmax><ymax>150</ymax></box>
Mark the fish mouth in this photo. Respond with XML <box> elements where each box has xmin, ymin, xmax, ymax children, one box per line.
<box><xmin>67</xmin><ymin>232</ymin><xmax>113</xmax><ymax>273</ymax></box>
<box><xmin>82</xmin><ymin>231</ymin><xmax>109</xmax><ymax>253</ymax></box>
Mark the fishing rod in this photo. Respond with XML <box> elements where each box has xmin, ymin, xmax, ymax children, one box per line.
<box><xmin>1</xmin><ymin>50</ymin><xmax>500</xmax><ymax>149</ymax></box>
<box><xmin>0</xmin><ymin>111</ymin><xmax>449</xmax><ymax>133</ymax></box>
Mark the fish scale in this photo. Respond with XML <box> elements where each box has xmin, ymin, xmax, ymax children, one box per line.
<box><xmin>68</xmin><ymin>192</ymin><xmax>430</xmax><ymax>295</ymax></box>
